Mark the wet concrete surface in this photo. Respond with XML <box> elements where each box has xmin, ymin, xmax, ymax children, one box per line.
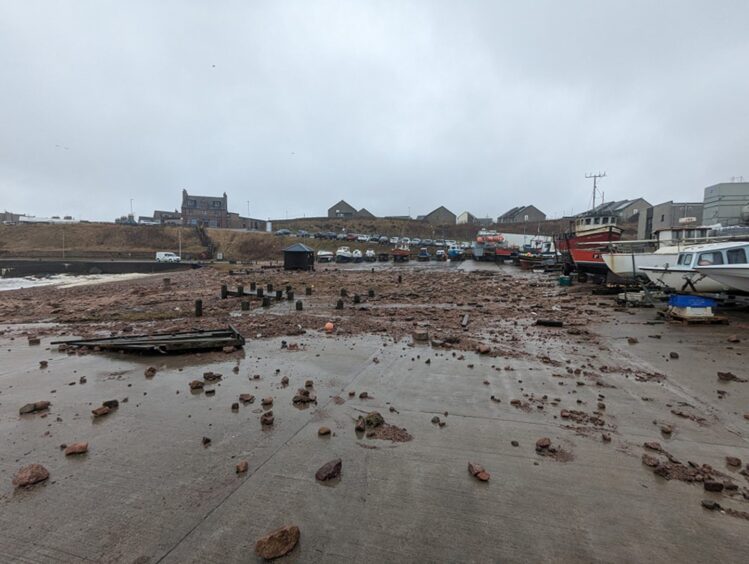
<box><xmin>1</xmin><ymin>277</ymin><xmax>748</xmax><ymax>562</ymax></box>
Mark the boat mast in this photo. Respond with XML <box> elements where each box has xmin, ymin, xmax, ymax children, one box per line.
<box><xmin>585</xmin><ymin>171</ymin><xmax>607</xmax><ymax>209</ymax></box>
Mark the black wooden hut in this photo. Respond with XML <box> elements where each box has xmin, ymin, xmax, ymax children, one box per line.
<box><xmin>283</xmin><ymin>243</ymin><xmax>315</xmax><ymax>271</ymax></box>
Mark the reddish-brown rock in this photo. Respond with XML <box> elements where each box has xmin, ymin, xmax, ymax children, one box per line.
<box><xmin>536</xmin><ymin>437</ymin><xmax>551</xmax><ymax>451</ymax></box>
<box><xmin>261</xmin><ymin>411</ymin><xmax>274</xmax><ymax>426</ymax></box>
<box><xmin>315</xmin><ymin>458</ymin><xmax>342</xmax><ymax>481</ymax></box>
<box><xmin>19</xmin><ymin>401</ymin><xmax>51</xmax><ymax>415</ymax></box>
<box><xmin>726</xmin><ymin>456</ymin><xmax>742</xmax><ymax>468</ymax></box>
<box><xmin>641</xmin><ymin>454</ymin><xmax>659</xmax><ymax>467</ymax></box>
<box><xmin>189</xmin><ymin>380</ymin><xmax>204</xmax><ymax>390</ymax></box>
<box><xmin>12</xmin><ymin>464</ymin><xmax>49</xmax><ymax>488</ymax></box>
<box><xmin>91</xmin><ymin>406</ymin><xmax>110</xmax><ymax>417</ymax></box>
<box><xmin>144</xmin><ymin>366</ymin><xmax>157</xmax><ymax>377</ymax></box>
<box><xmin>64</xmin><ymin>442</ymin><xmax>89</xmax><ymax>455</ymax></box>
<box><xmin>239</xmin><ymin>394</ymin><xmax>255</xmax><ymax>404</ymax></box>
<box><xmin>255</xmin><ymin>524</ymin><xmax>300</xmax><ymax>560</ymax></box>
<box><xmin>236</xmin><ymin>460</ymin><xmax>249</xmax><ymax>473</ymax></box>
<box><xmin>261</xmin><ymin>397</ymin><xmax>273</xmax><ymax>406</ymax></box>
<box><xmin>318</xmin><ymin>426</ymin><xmax>331</xmax><ymax>436</ymax></box>
<box><xmin>468</xmin><ymin>462</ymin><xmax>490</xmax><ymax>481</ymax></box>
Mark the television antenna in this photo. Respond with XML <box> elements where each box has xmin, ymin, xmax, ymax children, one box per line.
<box><xmin>585</xmin><ymin>172</ymin><xmax>606</xmax><ymax>209</ymax></box>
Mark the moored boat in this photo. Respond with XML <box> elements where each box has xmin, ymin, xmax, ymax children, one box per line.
<box><xmin>391</xmin><ymin>244</ymin><xmax>411</xmax><ymax>262</ymax></box>
<box><xmin>693</xmin><ymin>241</ymin><xmax>749</xmax><ymax>292</ymax></box>
<box><xmin>352</xmin><ymin>249</ymin><xmax>363</xmax><ymax>262</ymax></box>
<box><xmin>555</xmin><ymin>212</ymin><xmax>623</xmax><ymax>277</ymax></box>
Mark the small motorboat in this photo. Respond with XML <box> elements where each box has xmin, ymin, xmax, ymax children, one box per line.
<box><xmin>317</xmin><ymin>250</ymin><xmax>334</xmax><ymax>263</ymax></box>
<box><xmin>693</xmin><ymin>241</ymin><xmax>749</xmax><ymax>292</ymax></box>
<box><xmin>352</xmin><ymin>249</ymin><xmax>363</xmax><ymax>262</ymax></box>
<box><xmin>364</xmin><ymin>249</ymin><xmax>377</xmax><ymax>262</ymax></box>
<box><xmin>335</xmin><ymin>246</ymin><xmax>353</xmax><ymax>263</ymax></box>
<box><xmin>640</xmin><ymin>242</ymin><xmax>748</xmax><ymax>293</ymax></box>
<box><xmin>391</xmin><ymin>244</ymin><xmax>411</xmax><ymax>263</ymax></box>
<box><xmin>417</xmin><ymin>247</ymin><xmax>431</xmax><ymax>262</ymax></box>
<box><xmin>447</xmin><ymin>245</ymin><xmax>464</xmax><ymax>261</ymax></box>
<box><xmin>435</xmin><ymin>249</ymin><xmax>447</xmax><ymax>261</ymax></box>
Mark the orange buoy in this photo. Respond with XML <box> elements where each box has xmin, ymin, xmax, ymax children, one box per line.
<box><xmin>324</xmin><ymin>322</ymin><xmax>335</xmax><ymax>333</ymax></box>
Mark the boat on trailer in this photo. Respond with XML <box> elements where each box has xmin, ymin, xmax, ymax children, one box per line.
<box><xmin>693</xmin><ymin>241</ymin><xmax>749</xmax><ymax>292</ymax></box>
<box><xmin>640</xmin><ymin>241</ymin><xmax>749</xmax><ymax>293</ymax></box>
<box><xmin>555</xmin><ymin>212</ymin><xmax>623</xmax><ymax>277</ymax></box>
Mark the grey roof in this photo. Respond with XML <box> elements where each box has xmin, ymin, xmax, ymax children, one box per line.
<box><xmin>283</xmin><ymin>243</ymin><xmax>314</xmax><ymax>253</ymax></box>
<box><xmin>498</xmin><ymin>205</ymin><xmax>532</xmax><ymax>220</ymax></box>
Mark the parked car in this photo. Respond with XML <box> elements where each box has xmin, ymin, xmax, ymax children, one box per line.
<box><xmin>434</xmin><ymin>239</ymin><xmax>445</xmax><ymax>247</ymax></box>
<box><xmin>369</xmin><ymin>235</ymin><xmax>380</xmax><ymax>242</ymax></box>
<box><xmin>422</xmin><ymin>239</ymin><xmax>434</xmax><ymax>246</ymax></box>
<box><xmin>379</xmin><ymin>236</ymin><xmax>390</xmax><ymax>244</ymax></box>
<box><xmin>445</xmin><ymin>239</ymin><xmax>457</xmax><ymax>247</ymax></box>
<box><xmin>390</xmin><ymin>236</ymin><xmax>399</xmax><ymax>244</ymax></box>
<box><xmin>411</xmin><ymin>238</ymin><xmax>422</xmax><ymax>246</ymax></box>
<box><xmin>336</xmin><ymin>233</ymin><xmax>347</xmax><ymax>240</ymax></box>
<box><xmin>275</xmin><ymin>229</ymin><xmax>292</xmax><ymax>236</ymax></box>
<box><xmin>346</xmin><ymin>233</ymin><xmax>358</xmax><ymax>241</ymax></box>
<box><xmin>401</xmin><ymin>237</ymin><xmax>411</xmax><ymax>246</ymax></box>
<box><xmin>155</xmin><ymin>252</ymin><xmax>181</xmax><ymax>263</ymax></box>
<box><xmin>357</xmin><ymin>234</ymin><xmax>369</xmax><ymax>242</ymax></box>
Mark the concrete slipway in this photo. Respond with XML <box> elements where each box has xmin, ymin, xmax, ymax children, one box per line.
<box><xmin>0</xmin><ymin>307</ymin><xmax>747</xmax><ymax>563</ymax></box>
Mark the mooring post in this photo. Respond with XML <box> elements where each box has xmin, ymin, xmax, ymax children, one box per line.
<box><xmin>220</xmin><ymin>285</ymin><xmax>228</xmax><ymax>299</ymax></box>
<box><xmin>241</xmin><ymin>300</ymin><xmax>250</xmax><ymax>311</ymax></box>
<box><xmin>296</xmin><ymin>300</ymin><xmax>303</xmax><ymax>311</ymax></box>
<box><xmin>195</xmin><ymin>299</ymin><xmax>203</xmax><ymax>317</ymax></box>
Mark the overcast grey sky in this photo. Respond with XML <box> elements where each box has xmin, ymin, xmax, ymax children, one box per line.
<box><xmin>1</xmin><ymin>1</ymin><xmax>747</xmax><ymax>221</ymax></box>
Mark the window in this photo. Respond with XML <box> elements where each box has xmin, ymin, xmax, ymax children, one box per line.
<box><xmin>594</xmin><ymin>217</ymin><xmax>601</xmax><ymax>224</ymax></box>
<box><xmin>585</xmin><ymin>218</ymin><xmax>592</xmax><ymax>225</ymax></box>
<box><xmin>727</xmin><ymin>248</ymin><xmax>747</xmax><ymax>264</ymax></box>
<box><xmin>678</xmin><ymin>253</ymin><xmax>692</xmax><ymax>266</ymax></box>
<box><xmin>188</xmin><ymin>199</ymin><xmax>197</xmax><ymax>208</ymax></box>
<box><xmin>697</xmin><ymin>252</ymin><xmax>724</xmax><ymax>266</ymax></box>
<box><xmin>602</xmin><ymin>217</ymin><xmax>609</xmax><ymax>224</ymax></box>
<box><xmin>660</xmin><ymin>214</ymin><xmax>665</xmax><ymax>222</ymax></box>
<box><xmin>190</xmin><ymin>218</ymin><xmax>197</xmax><ymax>225</ymax></box>
<box><xmin>212</xmin><ymin>201</ymin><xmax>222</xmax><ymax>208</ymax></box>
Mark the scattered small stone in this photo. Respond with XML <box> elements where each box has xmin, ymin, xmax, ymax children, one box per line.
<box><xmin>468</xmin><ymin>462</ymin><xmax>490</xmax><ymax>481</ymax></box>
<box><xmin>348</xmin><ymin>391</ymin><xmax>356</xmax><ymax>397</ymax></box>
<box><xmin>669</xmin><ymin>352</ymin><xmax>679</xmax><ymax>359</ymax></box>
<box><xmin>261</xmin><ymin>411</ymin><xmax>274</xmax><ymax>426</ymax></box>
<box><xmin>318</xmin><ymin>426</ymin><xmax>331</xmax><ymax>436</ymax></box>
<box><xmin>254</xmin><ymin>524</ymin><xmax>300</xmax><ymax>560</ymax></box>
<box><xmin>726</xmin><ymin>457</ymin><xmax>742</xmax><ymax>468</ymax></box>
<box><xmin>102</xmin><ymin>399</ymin><xmax>119</xmax><ymax>409</ymax></box>
<box><xmin>431</xmin><ymin>416</ymin><xmax>440</xmax><ymax>424</ymax></box>
<box><xmin>642</xmin><ymin>454</ymin><xmax>660</xmax><ymax>467</ymax></box>
<box><xmin>535</xmin><ymin>437</ymin><xmax>551</xmax><ymax>451</ymax></box>
<box><xmin>315</xmin><ymin>458</ymin><xmax>342</xmax><ymax>481</ymax></box>
<box><xmin>39</xmin><ymin>360</ymin><xmax>48</xmax><ymax>369</ymax></box>
<box><xmin>704</xmin><ymin>480</ymin><xmax>724</xmax><ymax>492</ymax></box>
<box><xmin>91</xmin><ymin>406</ymin><xmax>111</xmax><ymax>417</ymax></box>
<box><xmin>281</xmin><ymin>376</ymin><xmax>289</xmax><ymax>386</ymax></box>
<box><xmin>627</xmin><ymin>337</ymin><xmax>638</xmax><ymax>345</ymax></box>
<box><xmin>19</xmin><ymin>401</ymin><xmax>51</xmax><ymax>415</ymax></box>
<box><xmin>355</xmin><ymin>417</ymin><xmax>365</xmax><ymax>432</ymax></box>
<box><xmin>239</xmin><ymin>394</ymin><xmax>255</xmax><ymax>404</ymax></box>
<box><xmin>702</xmin><ymin>499</ymin><xmax>722</xmax><ymax>511</ymax></box>
<box><xmin>12</xmin><ymin>464</ymin><xmax>49</xmax><ymax>488</ymax></box>
<box><xmin>359</xmin><ymin>391</ymin><xmax>369</xmax><ymax>399</ymax></box>
<box><xmin>477</xmin><ymin>344</ymin><xmax>491</xmax><ymax>355</ymax></box>
<box><xmin>601</xmin><ymin>433</ymin><xmax>611</xmax><ymax>443</ymax></box>
<box><xmin>643</xmin><ymin>441</ymin><xmax>662</xmax><ymax>452</ymax></box>
<box><xmin>660</xmin><ymin>425</ymin><xmax>673</xmax><ymax>435</ymax></box>
<box><xmin>64</xmin><ymin>442</ymin><xmax>88</xmax><ymax>456</ymax></box>
<box><xmin>727</xmin><ymin>335</ymin><xmax>741</xmax><ymax>343</ymax></box>
<box><xmin>144</xmin><ymin>366</ymin><xmax>157</xmax><ymax>378</ymax></box>
<box><xmin>79</xmin><ymin>376</ymin><xmax>87</xmax><ymax>384</ymax></box>
<box><xmin>236</xmin><ymin>460</ymin><xmax>249</xmax><ymax>473</ymax></box>
<box><xmin>231</xmin><ymin>402</ymin><xmax>239</xmax><ymax>411</ymax></box>
<box><xmin>189</xmin><ymin>380</ymin><xmax>204</xmax><ymax>390</ymax></box>
<box><xmin>305</xmin><ymin>379</ymin><xmax>313</xmax><ymax>388</ymax></box>
<box><xmin>202</xmin><ymin>436</ymin><xmax>211</xmax><ymax>447</ymax></box>
<box><xmin>205</xmin><ymin>389</ymin><xmax>216</xmax><ymax>396</ymax></box>
<box><xmin>511</xmin><ymin>440</ymin><xmax>519</xmax><ymax>447</ymax></box>
<box><xmin>203</xmin><ymin>371</ymin><xmax>222</xmax><ymax>382</ymax></box>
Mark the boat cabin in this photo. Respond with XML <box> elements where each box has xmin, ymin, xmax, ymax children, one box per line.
<box><xmin>574</xmin><ymin>215</ymin><xmax>618</xmax><ymax>231</ymax></box>
<box><xmin>675</xmin><ymin>242</ymin><xmax>749</xmax><ymax>270</ymax></box>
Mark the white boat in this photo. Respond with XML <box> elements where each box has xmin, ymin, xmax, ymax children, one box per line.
<box><xmin>352</xmin><ymin>249</ymin><xmax>363</xmax><ymax>262</ymax></box>
<box><xmin>693</xmin><ymin>242</ymin><xmax>749</xmax><ymax>292</ymax></box>
<box><xmin>601</xmin><ymin>246</ymin><xmax>680</xmax><ymax>278</ymax></box>
<box><xmin>364</xmin><ymin>249</ymin><xmax>377</xmax><ymax>262</ymax></box>
<box><xmin>335</xmin><ymin>246</ymin><xmax>353</xmax><ymax>262</ymax></box>
<box><xmin>640</xmin><ymin>242</ymin><xmax>747</xmax><ymax>293</ymax></box>
<box><xmin>316</xmin><ymin>250</ymin><xmax>334</xmax><ymax>263</ymax></box>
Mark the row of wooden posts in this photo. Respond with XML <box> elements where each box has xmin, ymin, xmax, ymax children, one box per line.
<box><xmin>190</xmin><ymin>281</ymin><xmax>378</xmax><ymax>318</ymax></box>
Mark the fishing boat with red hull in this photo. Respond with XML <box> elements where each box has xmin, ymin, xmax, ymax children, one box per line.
<box><xmin>555</xmin><ymin>213</ymin><xmax>623</xmax><ymax>277</ymax></box>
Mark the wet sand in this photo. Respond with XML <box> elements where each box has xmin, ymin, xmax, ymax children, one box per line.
<box><xmin>0</xmin><ymin>264</ymin><xmax>748</xmax><ymax>562</ymax></box>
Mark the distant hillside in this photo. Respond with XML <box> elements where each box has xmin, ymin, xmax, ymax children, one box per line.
<box><xmin>0</xmin><ymin>223</ymin><xmax>207</xmax><ymax>259</ymax></box>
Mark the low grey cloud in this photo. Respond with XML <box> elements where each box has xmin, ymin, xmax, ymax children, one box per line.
<box><xmin>1</xmin><ymin>0</ymin><xmax>747</xmax><ymax>221</ymax></box>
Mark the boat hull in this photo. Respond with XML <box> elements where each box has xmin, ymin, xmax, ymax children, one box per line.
<box><xmin>641</xmin><ymin>267</ymin><xmax>729</xmax><ymax>293</ymax></box>
<box><xmin>694</xmin><ymin>265</ymin><xmax>749</xmax><ymax>293</ymax></box>
<box><xmin>601</xmin><ymin>251</ymin><xmax>679</xmax><ymax>278</ymax></box>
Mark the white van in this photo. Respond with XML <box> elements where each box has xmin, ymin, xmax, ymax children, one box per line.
<box><xmin>155</xmin><ymin>252</ymin><xmax>181</xmax><ymax>263</ymax></box>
